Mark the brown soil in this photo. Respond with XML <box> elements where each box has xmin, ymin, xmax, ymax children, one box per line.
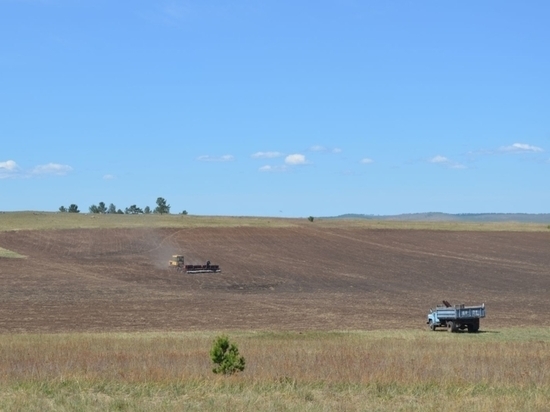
<box><xmin>0</xmin><ymin>226</ymin><xmax>548</xmax><ymax>332</ymax></box>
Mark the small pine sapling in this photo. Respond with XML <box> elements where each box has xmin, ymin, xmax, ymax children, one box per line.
<box><xmin>210</xmin><ymin>335</ymin><xmax>245</xmax><ymax>375</ymax></box>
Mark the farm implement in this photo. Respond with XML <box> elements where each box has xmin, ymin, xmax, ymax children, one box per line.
<box><xmin>169</xmin><ymin>255</ymin><xmax>221</xmax><ymax>274</ymax></box>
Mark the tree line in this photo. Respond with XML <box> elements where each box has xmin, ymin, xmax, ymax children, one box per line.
<box><xmin>58</xmin><ymin>197</ymin><xmax>185</xmax><ymax>215</ymax></box>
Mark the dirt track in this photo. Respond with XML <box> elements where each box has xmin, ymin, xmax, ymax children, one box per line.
<box><xmin>0</xmin><ymin>226</ymin><xmax>548</xmax><ymax>332</ymax></box>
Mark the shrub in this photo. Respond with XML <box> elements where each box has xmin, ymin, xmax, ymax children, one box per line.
<box><xmin>210</xmin><ymin>335</ymin><xmax>245</xmax><ymax>375</ymax></box>
<box><xmin>308</xmin><ymin>216</ymin><xmax>314</xmax><ymax>222</ymax></box>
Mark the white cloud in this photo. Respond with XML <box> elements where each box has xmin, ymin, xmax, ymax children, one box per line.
<box><xmin>0</xmin><ymin>160</ymin><xmax>18</xmax><ymax>171</ymax></box>
<box><xmin>258</xmin><ymin>153</ymin><xmax>309</xmax><ymax>173</ymax></box>
<box><xmin>251</xmin><ymin>151</ymin><xmax>283</xmax><ymax>159</ymax></box>
<box><xmin>197</xmin><ymin>155</ymin><xmax>235</xmax><ymax>162</ymax></box>
<box><xmin>428</xmin><ymin>155</ymin><xmax>466</xmax><ymax>169</ymax></box>
<box><xmin>332</xmin><ymin>148</ymin><xmax>342</xmax><ymax>153</ymax></box>
<box><xmin>360</xmin><ymin>158</ymin><xmax>373</xmax><ymax>164</ymax></box>
<box><xmin>499</xmin><ymin>143</ymin><xmax>544</xmax><ymax>153</ymax></box>
<box><xmin>285</xmin><ymin>154</ymin><xmax>307</xmax><ymax>165</ymax></box>
<box><xmin>31</xmin><ymin>163</ymin><xmax>72</xmax><ymax>176</ymax></box>
<box><xmin>1</xmin><ymin>160</ymin><xmax>75</xmax><ymax>178</ymax></box>
<box><xmin>103</xmin><ymin>174</ymin><xmax>115</xmax><ymax>180</ymax></box>
<box><xmin>0</xmin><ymin>160</ymin><xmax>19</xmax><ymax>178</ymax></box>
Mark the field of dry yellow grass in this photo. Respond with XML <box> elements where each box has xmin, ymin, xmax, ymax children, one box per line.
<box><xmin>0</xmin><ymin>329</ymin><xmax>549</xmax><ymax>411</ymax></box>
<box><xmin>1</xmin><ymin>211</ymin><xmax>548</xmax><ymax>232</ymax></box>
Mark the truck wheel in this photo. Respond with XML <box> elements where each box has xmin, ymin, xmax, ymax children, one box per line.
<box><xmin>447</xmin><ymin>321</ymin><xmax>454</xmax><ymax>332</ymax></box>
<box><xmin>428</xmin><ymin>320</ymin><xmax>436</xmax><ymax>331</ymax></box>
<box><xmin>468</xmin><ymin>321</ymin><xmax>479</xmax><ymax>333</ymax></box>
<box><xmin>451</xmin><ymin>322</ymin><xmax>459</xmax><ymax>333</ymax></box>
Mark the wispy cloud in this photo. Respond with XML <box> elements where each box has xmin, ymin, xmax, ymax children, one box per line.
<box><xmin>360</xmin><ymin>158</ymin><xmax>373</xmax><ymax>164</ymax></box>
<box><xmin>429</xmin><ymin>155</ymin><xmax>466</xmax><ymax>169</ymax></box>
<box><xmin>31</xmin><ymin>163</ymin><xmax>73</xmax><ymax>175</ymax></box>
<box><xmin>470</xmin><ymin>142</ymin><xmax>545</xmax><ymax>156</ymax></box>
<box><xmin>259</xmin><ymin>165</ymin><xmax>288</xmax><ymax>173</ymax></box>
<box><xmin>310</xmin><ymin>145</ymin><xmax>342</xmax><ymax>154</ymax></box>
<box><xmin>137</xmin><ymin>1</ymin><xmax>193</xmax><ymax>28</ymax></box>
<box><xmin>499</xmin><ymin>143</ymin><xmax>544</xmax><ymax>153</ymax></box>
<box><xmin>103</xmin><ymin>174</ymin><xmax>115</xmax><ymax>180</ymax></box>
<box><xmin>429</xmin><ymin>155</ymin><xmax>449</xmax><ymax>164</ymax></box>
<box><xmin>197</xmin><ymin>155</ymin><xmax>235</xmax><ymax>162</ymax></box>
<box><xmin>162</xmin><ymin>1</ymin><xmax>190</xmax><ymax>20</ymax></box>
<box><xmin>251</xmin><ymin>151</ymin><xmax>284</xmax><ymax>159</ymax></box>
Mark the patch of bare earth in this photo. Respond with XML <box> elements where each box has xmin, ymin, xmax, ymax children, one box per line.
<box><xmin>0</xmin><ymin>227</ymin><xmax>548</xmax><ymax>332</ymax></box>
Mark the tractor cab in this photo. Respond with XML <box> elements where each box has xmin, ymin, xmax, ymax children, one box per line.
<box><xmin>169</xmin><ymin>255</ymin><xmax>185</xmax><ymax>268</ymax></box>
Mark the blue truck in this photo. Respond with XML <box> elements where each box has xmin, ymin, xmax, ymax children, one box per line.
<box><xmin>427</xmin><ymin>300</ymin><xmax>486</xmax><ymax>333</ymax></box>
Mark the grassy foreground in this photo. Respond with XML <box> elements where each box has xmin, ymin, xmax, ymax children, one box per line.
<box><xmin>0</xmin><ymin>329</ymin><xmax>548</xmax><ymax>411</ymax></box>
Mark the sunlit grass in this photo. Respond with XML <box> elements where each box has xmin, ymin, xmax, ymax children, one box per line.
<box><xmin>0</xmin><ymin>212</ymin><xmax>547</xmax><ymax>232</ymax></box>
<box><xmin>0</xmin><ymin>328</ymin><xmax>548</xmax><ymax>411</ymax></box>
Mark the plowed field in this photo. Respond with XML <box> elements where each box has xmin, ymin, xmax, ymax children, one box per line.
<box><xmin>0</xmin><ymin>225</ymin><xmax>548</xmax><ymax>332</ymax></box>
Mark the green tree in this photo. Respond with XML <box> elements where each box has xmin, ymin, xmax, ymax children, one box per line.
<box><xmin>59</xmin><ymin>206</ymin><xmax>67</xmax><ymax>213</ymax></box>
<box><xmin>181</xmin><ymin>210</ymin><xmax>188</xmax><ymax>215</ymax></box>
<box><xmin>97</xmin><ymin>202</ymin><xmax>107</xmax><ymax>214</ymax></box>
<box><xmin>308</xmin><ymin>216</ymin><xmax>314</xmax><ymax>222</ymax></box>
<box><xmin>210</xmin><ymin>335</ymin><xmax>245</xmax><ymax>375</ymax></box>
<box><xmin>154</xmin><ymin>197</ymin><xmax>170</xmax><ymax>214</ymax></box>
<box><xmin>144</xmin><ymin>206</ymin><xmax>151</xmax><ymax>214</ymax></box>
<box><xmin>125</xmin><ymin>205</ymin><xmax>143</xmax><ymax>214</ymax></box>
<box><xmin>108</xmin><ymin>203</ymin><xmax>117</xmax><ymax>214</ymax></box>
<box><xmin>68</xmin><ymin>204</ymin><xmax>80</xmax><ymax>213</ymax></box>
<box><xmin>89</xmin><ymin>204</ymin><xmax>99</xmax><ymax>213</ymax></box>
<box><xmin>116</xmin><ymin>209</ymin><xmax>124</xmax><ymax>214</ymax></box>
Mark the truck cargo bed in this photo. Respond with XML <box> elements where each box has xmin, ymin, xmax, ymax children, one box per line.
<box><xmin>433</xmin><ymin>304</ymin><xmax>485</xmax><ymax>320</ymax></box>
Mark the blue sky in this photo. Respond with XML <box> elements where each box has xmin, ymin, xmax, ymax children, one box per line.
<box><xmin>1</xmin><ymin>1</ymin><xmax>549</xmax><ymax>217</ymax></box>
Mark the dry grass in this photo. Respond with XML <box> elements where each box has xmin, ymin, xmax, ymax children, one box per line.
<box><xmin>0</xmin><ymin>212</ymin><xmax>299</xmax><ymax>231</ymax></box>
<box><xmin>0</xmin><ymin>212</ymin><xmax>547</xmax><ymax>232</ymax></box>
<box><xmin>0</xmin><ymin>329</ymin><xmax>548</xmax><ymax>411</ymax></box>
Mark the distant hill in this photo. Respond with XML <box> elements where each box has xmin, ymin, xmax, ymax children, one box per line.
<box><xmin>327</xmin><ymin>213</ymin><xmax>550</xmax><ymax>223</ymax></box>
